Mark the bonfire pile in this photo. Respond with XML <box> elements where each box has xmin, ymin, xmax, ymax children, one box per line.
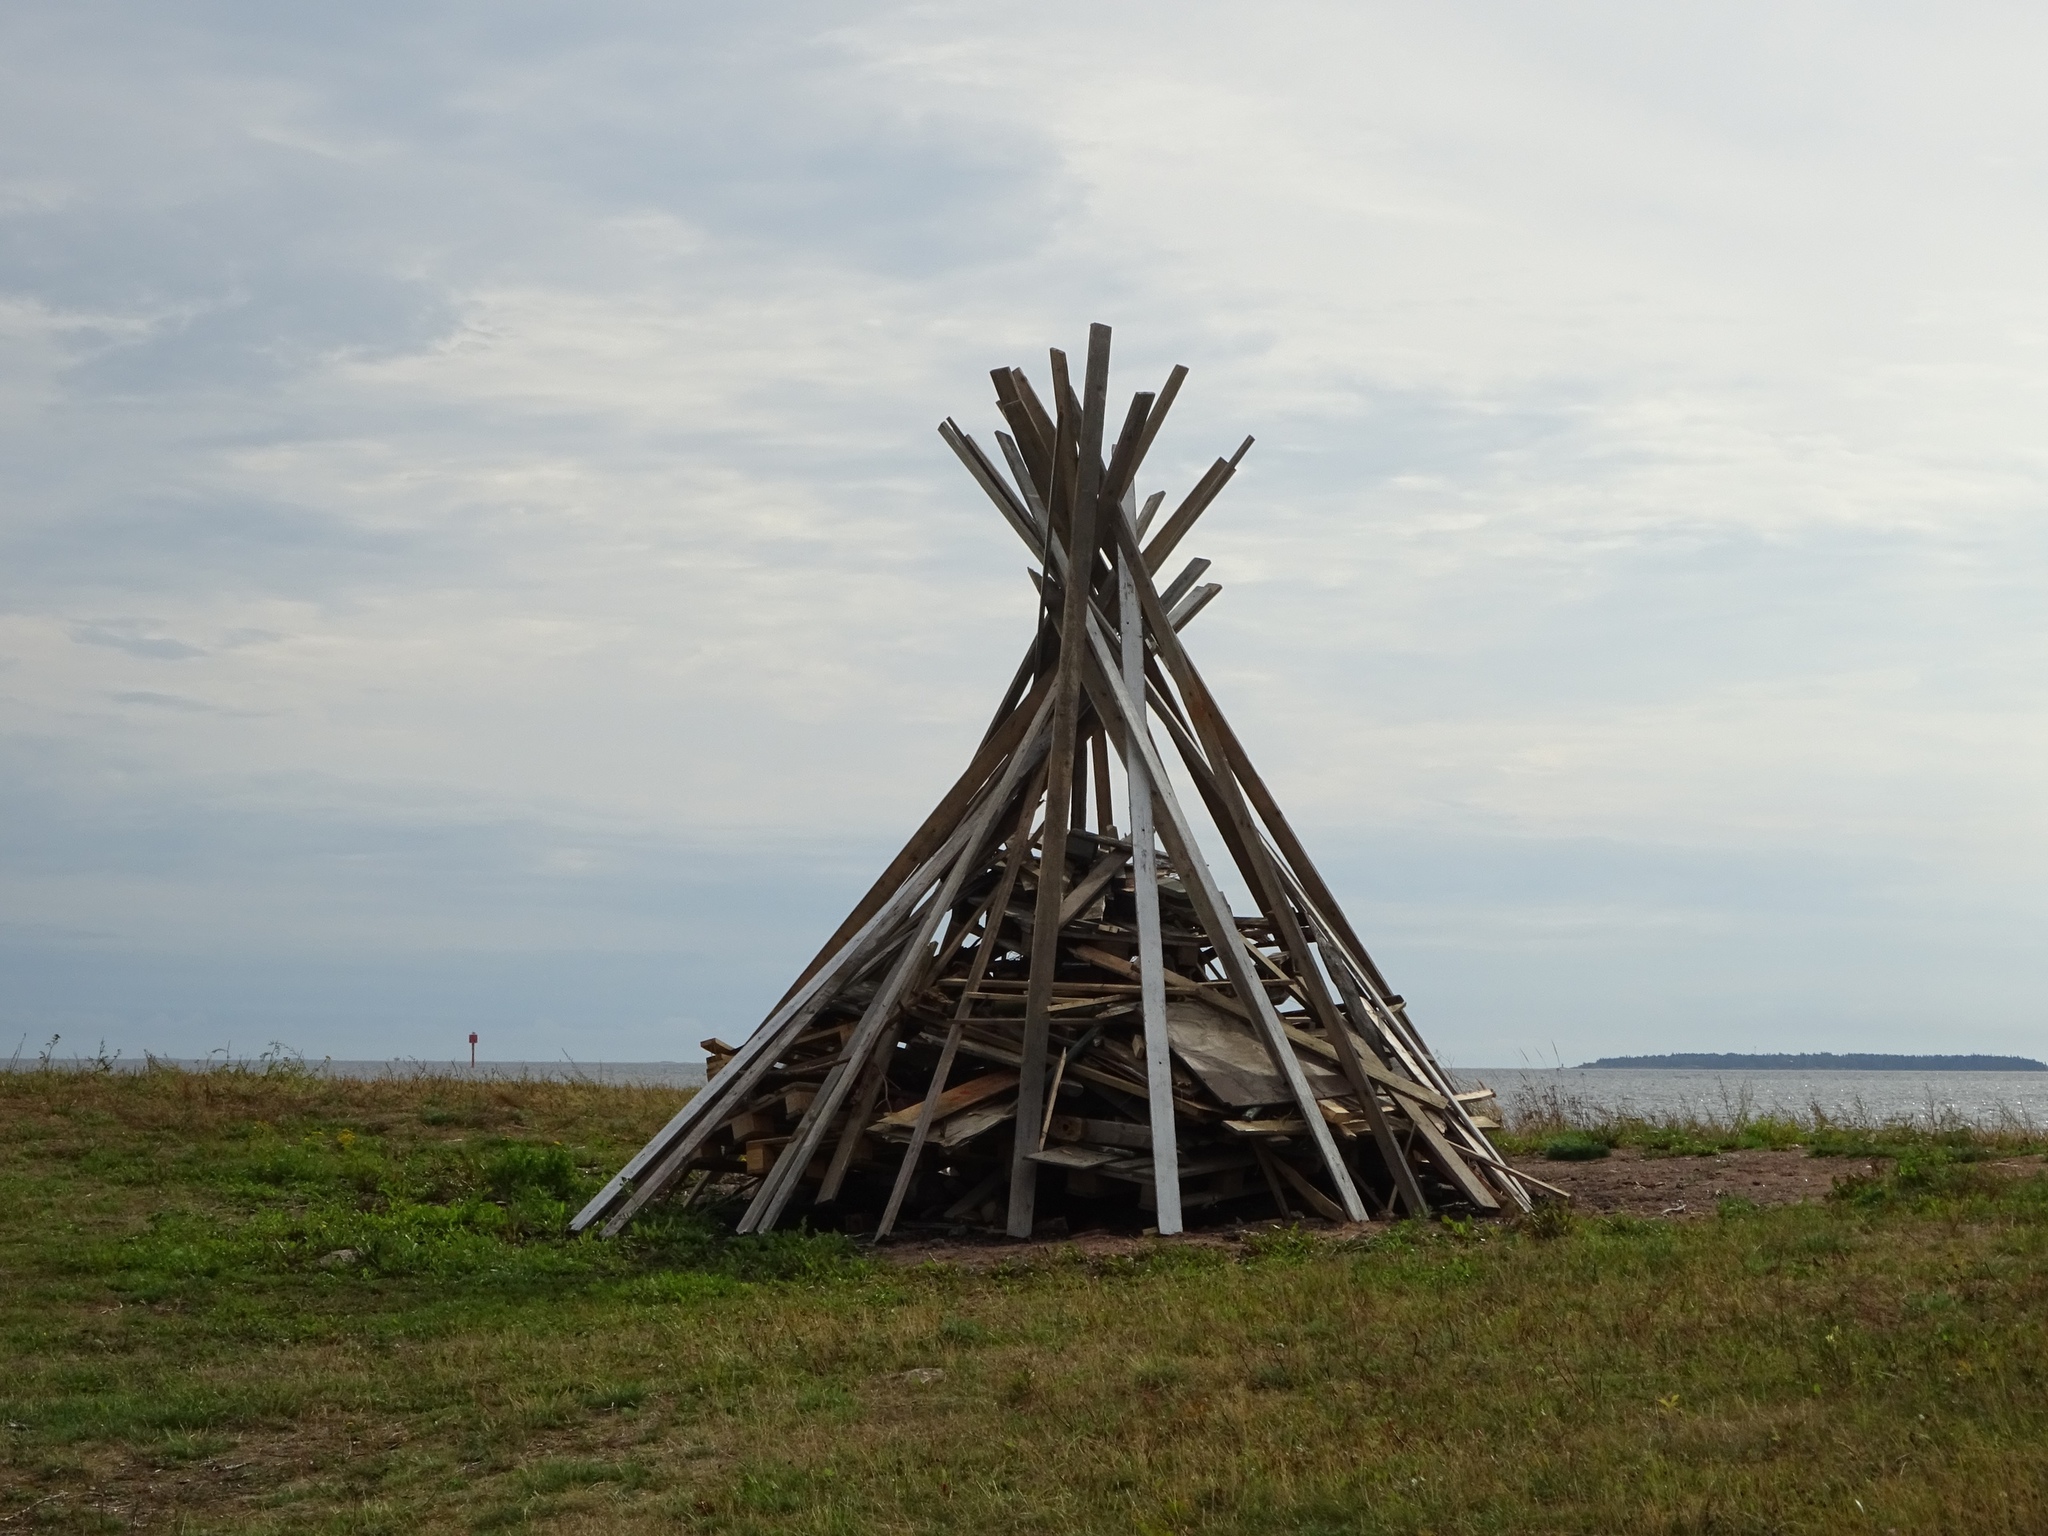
<box><xmin>576</xmin><ymin>325</ymin><xmax>1537</xmax><ymax>1242</ymax></box>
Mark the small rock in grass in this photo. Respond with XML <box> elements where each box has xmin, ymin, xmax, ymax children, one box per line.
<box><xmin>316</xmin><ymin>1248</ymin><xmax>362</xmax><ymax>1269</ymax></box>
<box><xmin>900</xmin><ymin>1367</ymin><xmax>945</xmax><ymax>1385</ymax></box>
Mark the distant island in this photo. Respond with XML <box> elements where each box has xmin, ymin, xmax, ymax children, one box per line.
<box><xmin>1579</xmin><ymin>1052</ymin><xmax>2046</xmax><ymax>1072</ymax></box>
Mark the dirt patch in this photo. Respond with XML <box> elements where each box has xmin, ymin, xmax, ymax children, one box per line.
<box><xmin>1525</xmin><ymin>1146</ymin><xmax>1871</xmax><ymax>1218</ymax></box>
<box><xmin>1542</xmin><ymin>1147</ymin><xmax>2048</xmax><ymax>1217</ymax></box>
<box><xmin>876</xmin><ymin>1226</ymin><xmax>1279</xmax><ymax>1270</ymax></box>
<box><xmin>872</xmin><ymin>1149</ymin><xmax>2048</xmax><ymax>1262</ymax></box>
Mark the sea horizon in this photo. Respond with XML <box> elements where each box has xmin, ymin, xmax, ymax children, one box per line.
<box><xmin>11</xmin><ymin>1052</ymin><xmax>2048</xmax><ymax>1127</ymax></box>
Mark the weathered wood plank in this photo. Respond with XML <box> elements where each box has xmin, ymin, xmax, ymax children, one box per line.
<box><xmin>1077</xmin><ymin>606</ymin><xmax>1367</xmax><ymax>1220</ymax></box>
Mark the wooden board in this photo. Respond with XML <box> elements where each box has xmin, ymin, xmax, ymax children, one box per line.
<box><xmin>870</xmin><ymin>1070</ymin><xmax>1019</xmax><ymax>1132</ymax></box>
<box><xmin>1164</xmin><ymin>996</ymin><xmax>1350</xmax><ymax>1107</ymax></box>
<box><xmin>1026</xmin><ymin>1144</ymin><xmax>1126</xmax><ymax>1170</ymax></box>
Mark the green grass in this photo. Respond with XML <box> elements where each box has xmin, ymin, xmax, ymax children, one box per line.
<box><xmin>3</xmin><ymin>1063</ymin><xmax>2048</xmax><ymax>1532</ymax></box>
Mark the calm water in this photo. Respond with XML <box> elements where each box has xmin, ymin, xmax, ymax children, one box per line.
<box><xmin>1453</xmin><ymin>1067</ymin><xmax>2048</xmax><ymax>1127</ymax></box>
<box><xmin>14</xmin><ymin>1055</ymin><xmax>2047</xmax><ymax>1126</ymax></box>
<box><xmin>1</xmin><ymin>1057</ymin><xmax>709</xmax><ymax>1088</ymax></box>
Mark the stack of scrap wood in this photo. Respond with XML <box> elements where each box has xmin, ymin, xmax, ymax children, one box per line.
<box><xmin>575</xmin><ymin>325</ymin><xmax>1540</xmax><ymax>1242</ymax></box>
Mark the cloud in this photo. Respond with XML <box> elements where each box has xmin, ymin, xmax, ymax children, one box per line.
<box><xmin>70</xmin><ymin>623</ymin><xmax>206</xmax><ymax>660</ymax></box>
<box><xmin>109</xmin><ymin>691</ymin><xmax>219</xmax><ymax>712</ymax></box>
<box><xmin>1</xmin><ymin>3</ymin><xmax>2045</xmax><ymax>1062</ymax></box>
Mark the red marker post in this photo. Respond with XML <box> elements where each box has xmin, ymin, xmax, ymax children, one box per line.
<box><xmin>468</xmin><ymin>1032</ymin><xmax>478</xmax><ymax>1067</ymax></box>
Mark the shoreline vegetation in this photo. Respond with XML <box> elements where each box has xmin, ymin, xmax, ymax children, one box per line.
<box><xmin>1493</xmin><ymin>1074</ymin><xmax>2047</xmax><ymax>1165</ymax></box>
<box><xmin>1577</xmin><ymin>1051</ymin><xmax>2048</xmax><ymax>1071</ymax></box>
<box><xmin>6</xmin><ymin>1058</ymin><xmax>2048</xmax><ymax>1531</ymax></box>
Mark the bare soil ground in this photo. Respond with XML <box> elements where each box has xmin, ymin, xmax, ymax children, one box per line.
<box><xmin>873</xmin><ymin>1150</ymin><xmax>2048</xmax><ymax>1266</ymax></box>
<box><xmin>1533</xmin><ymin>1145</ymin><xmax>1868</xmax><ymax>1218</ymax></box>
<box><xmin>1547</xmin><ymin>1147</ymin><xmax>2048</xmax><ymax>1217</ymax></box>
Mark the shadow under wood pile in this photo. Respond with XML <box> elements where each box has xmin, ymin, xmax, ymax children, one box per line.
<box><xmin>576</xmin><ymin>324</ymin><xmax>1540</xmax><ymax>1243</ymax></box>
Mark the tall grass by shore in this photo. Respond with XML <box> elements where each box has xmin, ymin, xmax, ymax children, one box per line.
<box><xmin>1491</xmin><ymin>1074</ymin><xmax>2048</xmax><ymax>1162</ymax></box>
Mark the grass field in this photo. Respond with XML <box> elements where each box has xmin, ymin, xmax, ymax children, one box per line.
<box><xmin>4</xmin><ymin>1062</ymin><xmax>2047</xmax><ymax>1533</ymax></box>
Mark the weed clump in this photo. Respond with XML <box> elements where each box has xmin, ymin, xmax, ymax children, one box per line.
<box><xmin>1520</xmin><ymin>1200</ymin><xmax>1578</xmax><ymax>1240</ymax></box>
<box><xmin>483</xmin><ymin>1141</ymin><xmax>581</xmax><ymax>1203</ymax></box>
<box><xmin>1541</xmin><ymin>1131</ymin><xmax>1612</xmax><ymax>1161</ymax></box>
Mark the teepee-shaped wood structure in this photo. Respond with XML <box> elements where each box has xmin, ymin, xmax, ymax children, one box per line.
<box><xmin>573</xmin><ymin>326</ymin><xmax>1539</xmax><ymax>1242</ymax></box>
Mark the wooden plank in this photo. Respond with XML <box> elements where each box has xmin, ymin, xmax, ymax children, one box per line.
<box><xmin>769</xmin><ymin>663</ymin><xmax>1055</xmax><ymax>1017</ymax></box>
<box><xmin>577</xmin><ymin>817</ymin><xmax>981</xmax><ymax>1235</ymax></box>
<box><xmin>1319</xmin><ymin>941</ymin><xmax>1429</xmax><ymax>1217</ymax></box>
<box><xmin>1056</xmin><ymin>844</ymin><xmax>1130</xmax><ymax>929</ymax></box>
<box><xmin>1090</xmin><ymin>728</ymin><xmax>1115</xmax><ymax>835</ymax></box>
<box><xmin>1439</xmin><ymin>1141</ymin><xmax>1574</xmax><ymax>1201</ymax></box>
<box><xmin>1141</xmin><ymin>435</ymin><xmax>1253</xmax><ymax>573</ymax></box>
<box><xmin>941</xmin><ymin>1165</ymin><xmax>1007</xmax><ymax>1222</ymax></box>
<box><xmin>1202</xmin><ymin>715</ymin><xmax>1393</xmax><ymax>998</ymax></box>
<box><xmin>1169</xmin><ymin>582</ymin><xmax>1222</xmax><ymax>629</ymax></box>
<box><xmin>939</xmin><ymin>419</ymin><xmax>1042</xmax><ymax>558</ymax></box>
<box><xmin>1309</xmin><ymin>912</ymin><xmax>1530</xmax><ymax>1210</ymax></box>
<box><xmin>725</xmin><ymin>1108</ymin><xmax>780</xmax><ymax>1142</ymax></box>
<box><xmin>1135</xmin><ymin>490</ymin><xmax>1166</xmax><ymax>539</ymax></box>
<box><xmin>746</xmin><ymin>703</ymin><xmax>1057</xmax><ymax>1232</ymax></box>
<box><xmin>872</xmin><ymin>1069</ymin><xmax>1019</xmax><ymax>1131</ymax></box>
<box><xmin>1100</xmin><ymin>389</ymin><xmax>1157</xmax><ymax>514</ymax></box>
<box><xmin>1006</xmin><ymin>368</ymin><xmax>1058</xmax><ymax>476</ymax></box>
<box><xmin>1073</xmin><ymin>941</ymin><xmax>1285</xmax><ymax>1024</ymax></box>
<box><xmin>1069</xmin><ymin>729</ymin><xmax>1091</xmax><ymax>831</ymax></box>
<box><xmin>1268</xmin><ymin>1154</ymin><xmax>1350</xmax><ymax>1223</ymax></box>
<box><xmin>1274</xmin><ymin>1019</ymin><xmax>1449</xmax><ymax>1109</ymax></box>
<box><xmin>1009</xmin><ymin>325</ymin><xmax>1110</xmax><ymax>1239</ymax></box>
<box><xmin>995</xmin><ymin>430</ymin><xmax>1051</xmax><ymax>539</ymax></box>
<box><xmin>1100</xmin><ymin>508</ymin><xmax>1413</xmax><ymax>1232</ymax></box>
<box><xmin>1118</xmin><ymin>577</ymin><xmax>1430</xmax><ymax>1231</ymax></box>
<box><xmin>925</xmin><ymin>1027</ymin><xmax>1214</xmax><ymax>1121</ymax></box>
<box><xmin>1047</xmin><ymin>1115</ymin><xmax>1151</xmax><ymax>1149</ymax></box>
<box><xmin>815</xmin><ymin>1041</ymin><xmax>893</xmax><ymax>1201</ymax></box>
<box><xmin>1158</xmin><ymin>557</ymin><xmax>1212</xmax><ymax>613</ymax></box>
<box><xmin>1250</xmin><ymin>1141</ymin><xmax>1295</xmax><ymax>1217</ymax></box>
<box><xmin>1027</xmin><ymin>1144</ymin><xmax>1125</xmax><ymax>1170</ymax></box>
<box><xmin>1043</xmin><ymin>347</ymin><xmax>1077</xmax><ymax>553</ymax></box>
<box><xmin>872</xmin><ymin>1036</ymin><xmax>958</xmax><ymax>1236</ymax></box>
<box><xmin>1077</xmin><ymin>608</ymin><xmax>1367</xmax><ymax>1220</ymax></box>
<box><xmin>932</xmin><ymin>1100</ymin><xmax>1015</xmax><ymax>1149</ymax></box>
<box><xmin>991</xmin><ymin>368</ymin><xmax>1050</xmax><ymax>498</ymax></box>
<box><xmin>1037</xmin><ymin>1048</ymin><xmax>1071</xmax><ymax>1144</ymax></box>
<box><xmin>588</xmin><ymin>989</ymin><xmax>834</xmax><ymax>1236</ymax></box>
<box><xmin>950</xmin><ymin>978</ymin><xmax>1140</xmax><ymax>996</ymax></box>
<box><xmin>1115</xmin><ymin>1149</ymin><xmax>1255</xmax><ymax>1182</ymax></box>
<box><xmin>1124</xmin><ymin>364</ymin><xmax>1188</xmax><ymax>496</ymax></box>
<box><xmin>1165</xmin><ymin>996</ymin><xmax>1348</xmax><ymax>1107</ymax></box>
<box><xmin>1406</xmin><ymin>1105</ymin><xmax>1501</xmax><ymax>1212</ymax></box>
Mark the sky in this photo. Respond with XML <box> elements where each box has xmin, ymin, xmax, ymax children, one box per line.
<box><xmin>3</xmin><ymin>3</ymin><xmax>2045</xmax><ymax>1069</ymax></box>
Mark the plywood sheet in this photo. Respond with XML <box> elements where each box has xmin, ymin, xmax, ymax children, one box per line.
<box><xmin>1165</xmin><ymin>996</ymin><xmax>1348</xmax><ymax>1107</ymax></box>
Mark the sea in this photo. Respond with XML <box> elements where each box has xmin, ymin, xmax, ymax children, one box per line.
<box><xmin>12</xmin><ymin>1054</ymin><xmax>2047</xmax><ymax>1128</ymax></box>
<box><xmin>1451</xmin><ymin>1066</ymin><xmax>2048</xmax><ymax>1128</ymax></box>
<box><xmin>0</xmin><ymin>1056</ymin><xmax>710</xmax><ymax>1089</ymax></box>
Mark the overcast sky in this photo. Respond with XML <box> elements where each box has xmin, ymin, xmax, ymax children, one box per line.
<box><xmin>4</xmin><ymin>3</ymin><xmax>2044</xmax><ymax>1069</ymax></box>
